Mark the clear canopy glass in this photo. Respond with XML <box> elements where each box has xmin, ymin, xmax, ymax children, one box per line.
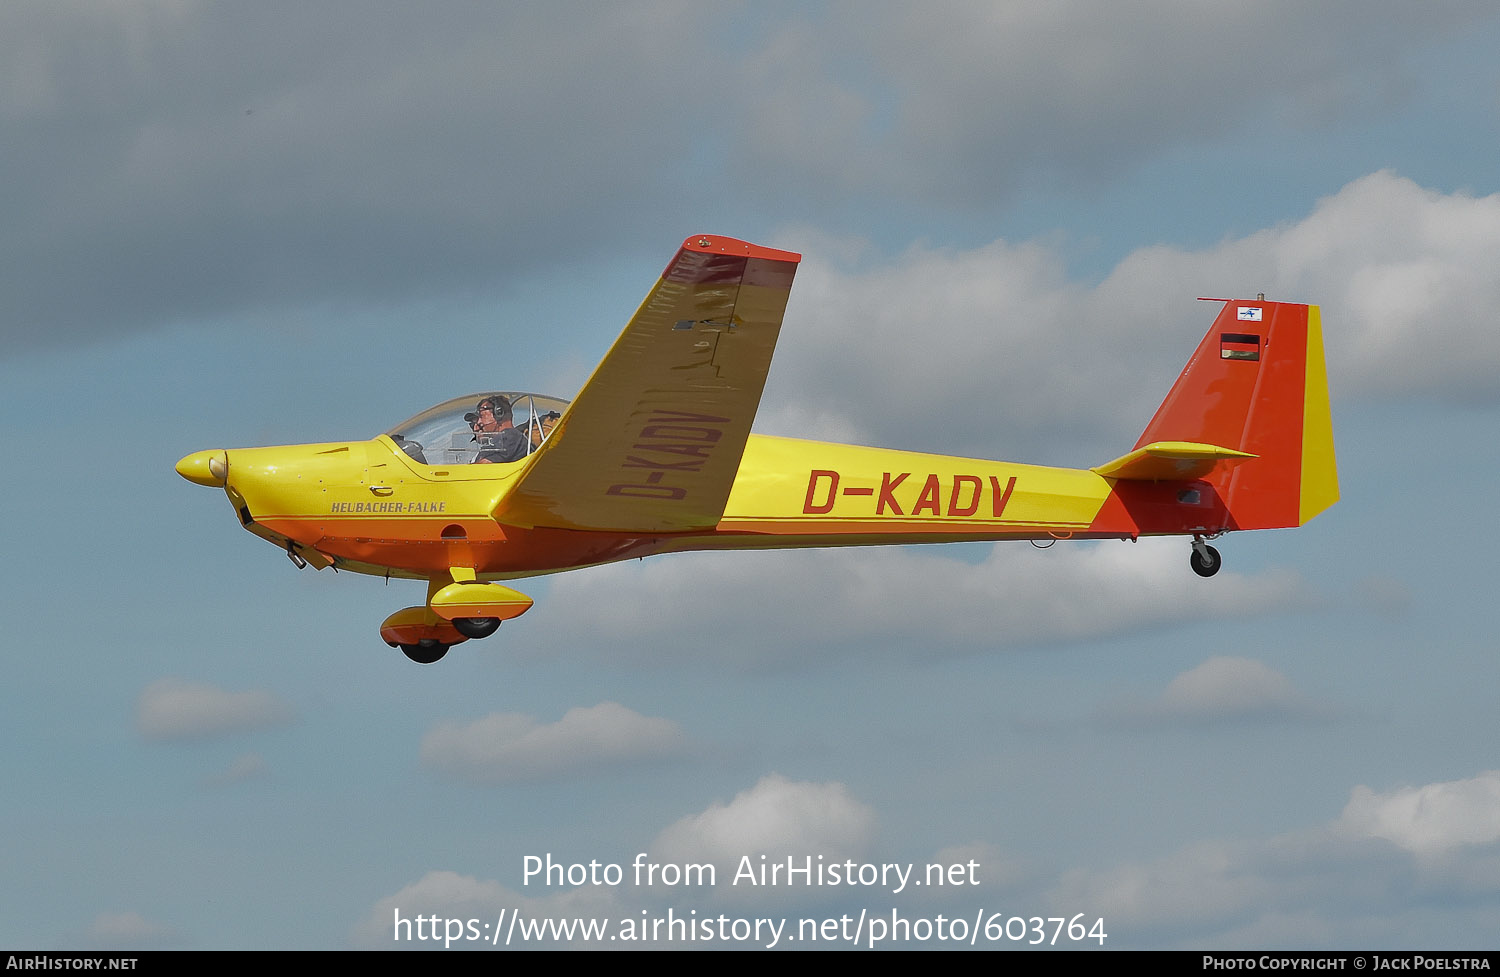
<box><xmin>383</xmin><ymin>392</ymin><xmax>570</xmax><ymax>466</ymax></box>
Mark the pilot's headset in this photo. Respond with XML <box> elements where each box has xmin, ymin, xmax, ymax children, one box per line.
<box><xmin>465</xmin><ymin>395</ymin><xmax>513</xmax><ymax>441</ymax></box>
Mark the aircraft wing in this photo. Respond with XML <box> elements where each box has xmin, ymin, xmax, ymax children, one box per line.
<box><xmin>494</xmin><ymin>235</ymin><xmax>801</xmax><ymax>532</ymax></box>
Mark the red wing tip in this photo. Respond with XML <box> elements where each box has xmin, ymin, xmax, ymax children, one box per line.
<box><xmin>681</xmin><ymin>234</ymin><xmax>802</xmax><ymax>263</ymax></box>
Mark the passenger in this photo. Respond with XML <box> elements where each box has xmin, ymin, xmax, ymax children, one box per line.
<box><xmin>525</xmin><ymin>410</ymin><xmax>562</xmax><ymax>449</ymax></box>
<box><xmin>466</xmin><ymin>395</ymin><xmax>528</xmax><ymax>464</ymax></box>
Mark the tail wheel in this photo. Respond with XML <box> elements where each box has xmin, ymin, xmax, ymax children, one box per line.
<box><xmin>452</xmin><ymin>617</ymin><xmax>501</xmax><ymax>639</ymax></box>
<box><xmin>1190</xmin><ymin>544</ymin><xmax>1221</xmax><ymax>577</ymax></box>
<box><xmin>400</xmin><ymin>640</ymin><xmax>450</xmax><ymax>664</ymax></box>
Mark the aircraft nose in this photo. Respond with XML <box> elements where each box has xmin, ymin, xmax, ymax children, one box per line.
<box><xmin>176</xmin><ymin>449</ymin><xmax>228</xmax><ymax>487</ymax></box>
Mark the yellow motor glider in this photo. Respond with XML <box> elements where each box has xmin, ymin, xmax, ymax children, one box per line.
<box><xmin>177</xmin><ymin>235</ymin><xmax>1337</xmax><ymax>663</ymax></box>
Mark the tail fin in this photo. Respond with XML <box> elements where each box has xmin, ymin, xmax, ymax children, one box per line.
<box><xmin>1134</xmin><ymin>300</ymin><xmax>1338</xmax><ymax>530</ymax></box>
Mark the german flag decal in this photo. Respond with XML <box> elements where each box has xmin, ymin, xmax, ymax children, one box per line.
<box><xmin>1220</xmin><ymin>332</ymin><xmax>1261</xmax><ymax>361</ymax></box>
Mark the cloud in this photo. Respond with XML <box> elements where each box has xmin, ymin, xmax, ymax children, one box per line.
<box><xmin>726</xmin><ymin>2</ymin><xmax>1488</xmax><ymax>202</ymax></box>
<box><xmin>420</xmin><ymin>702</ymin><xmax>684</xmax><ymax>784</ymax></box>
<box><xmin>1106</xmin><ymin>171</ymin><xmax>1500</xmax><ymax>402</ymax></box>
<box><xmin>77</xmin><ymin>911</ymin><xmax>181</xmax><ymax>950</ymax></box>
<box><xmin>1047</xmin><ymin>769</ymin><xmax>1500</xmax><ymax>947</ymax></box>
<box><xmin>5</xmin><ymin>3</ymin><xmax>1493</xmax><ymax>356</ymax></box>
<box><xmin>530</xmin><ymin>538</ymin><xmax>1312</xmax><ymax>668</ymax></box>
<box><xmin>355</xmin><ymin>774</ymin><xmax>876</xmax><ymax>942</ymax></box>
<box><xmin>761</xmin><ymin>233</ymin><xmax>1113</xmax><ymax>459</ymax></box>
<box><xmin>649</xmin><ymin>773</ymin><xmax>878</xmax><ymax>876</ymax></box>
<box><xmin>1099</xmin><ymin>657</ymin><xmax>1326</xmax><ymax>727</ymax></box>
<box><xmin>350</xmin><ymin>869</ymin><xmax>618</xmax><ymax>950</ymax></box>
<box><xmin>0</xmin><ymin>2</ymin><xmax>727</xmax><ymax>350</ymax></box>
<box><xmin>136</xmin><ymin>678</ymin><xmax>293</xmax><ymax>741</ymax></box>
<box><xmin>1049</xmin><ymin>839</ymin><xmax>1271</xmax><ymax>941</ymax></box>
<box><xmin>1337</xmin><ymin>771</ymin><xmax>1500</xmax><ymax>855</ymax></box>
<box><xmin>353</xmin><ymin>767</ymin><xmax>1500</xmax><ymax>947</ymax></box>
<box><xmin>919</xmin><ymin>842</ymin><xmax>1028</xmax><ymax>900</ymax></box>
<box><xmin>763</xmin><ymin>173</ymin><xmax>1500</xmax><ymax>461</ymax></box>
<box><xmin>354</xmin><ymin>774</ymin><xmax>880</xmax><ymax>945</ymax></box>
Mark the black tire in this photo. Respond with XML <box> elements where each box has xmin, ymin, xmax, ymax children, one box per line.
<box><xmin>453</xmin><ymin>617</ymin><xmax>501</xmax><ymax>639</ymax></box>
<box><xmin>1190</xmin><ymin>545</ymin><xmax>1221</xmax><ymax>578</ymax></box>
<box><xmin>400</xmin><ymin>640</ymin><xmax>449</xmax><ymax>664</ymax></box>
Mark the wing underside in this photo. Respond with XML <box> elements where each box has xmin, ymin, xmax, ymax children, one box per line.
<box><xmin>494</xmin><ymin>235</ymin><xmax>801</xmax><ymax>532</ymax></box>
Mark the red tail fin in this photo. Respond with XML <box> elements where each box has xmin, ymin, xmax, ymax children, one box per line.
<box><xmin>1136</xmin><ymin>300</ymin><xmax>1338</xmax><ymax>530</ymax></box>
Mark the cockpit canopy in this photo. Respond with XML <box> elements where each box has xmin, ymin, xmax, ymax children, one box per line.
<box><xmin>383</xmin><ymin>392</ymin><xmax>570</xmax><ymax>466</ymax></box>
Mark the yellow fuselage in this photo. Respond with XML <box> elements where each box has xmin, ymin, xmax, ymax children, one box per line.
<box><xmin>182</xmin><ymin>432</ymin><xmax>1220</xmax><ymax>582</ymax></box>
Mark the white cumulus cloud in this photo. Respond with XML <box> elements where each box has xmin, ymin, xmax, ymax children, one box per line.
<box><xmin>763</xmin><ymin>172</ymin><xmax>1500</xmax><ymax>461</ymax></box>
<box><xmin>1337</xmin><ymin>770</ymin><xmax>1500</xmax><ymax>855</ymax></box>
<box><xmin>650</xmin><ymin>773</ymin><xmax>877</xmax><ymax>884</ymax></box>
<box><xmin>421</xmin><ymin>702</ymin><xmax>684</xmax><ymax>784</ymax></box>
<box><xmin>351</xmin><ymin>869</ymin><xmax>618</xmax><ymax>950</ymax></box>
<box><xmin>531</xmin><ymin>538</ymin><xmax>1312</xmax><ymax>667</ymax></box>
<box><xmin>1047</xmin><ymin>768</ymin><xmax>1500</xmax><ymax>946</ymax></box>
<box><xmin>355</xmin><ymin>773</ymin><xmax>883</xmax><ymax>943</ymax></box>
<box><xmin>1100</xmin><ymin>656</ymin><xmax>1324</xmax><ymax>727</ymax></box>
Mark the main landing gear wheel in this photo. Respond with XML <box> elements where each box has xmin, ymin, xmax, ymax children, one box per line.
<box><xmin>400</xmin><ymin>640</ymin><xmax>450</xmax><ymax>664</ymax></box>
<box><xmin>1190</xmin><ymin>543</ymin><xmax>1222</xmax><ymax>578</ymax></box>
<box><xmin>452</xmin><ymin>617</ymin><xmax>501</xmax><ymax>639</ymax></box>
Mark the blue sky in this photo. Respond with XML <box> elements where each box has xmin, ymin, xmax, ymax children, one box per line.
<box><xmin>5</xmin><ymin>1</ymin><xmax>1500</xmax><ymax>950</ymax></box>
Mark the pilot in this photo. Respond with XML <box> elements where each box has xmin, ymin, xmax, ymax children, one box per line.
<box><xmin>466</xmin><ymin>395</ymin><xmax>529</xmax><ymax>464</ymax></box>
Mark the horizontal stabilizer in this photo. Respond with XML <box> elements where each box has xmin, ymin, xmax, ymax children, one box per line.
<box><xmin>1092</xmin><ymin>441</ymin><xmax>1257</xmax><ymax>481</ymax></box>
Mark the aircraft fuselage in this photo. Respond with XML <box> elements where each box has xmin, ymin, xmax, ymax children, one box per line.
<box><xmin>181</xmin><ymin>432</ymin><xmax>1233</xmax><ymax>582</ymax></box>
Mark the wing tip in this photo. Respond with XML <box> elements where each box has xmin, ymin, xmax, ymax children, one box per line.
<box><xmin>680</xmin><ymin>234</ymin><xmax>802</xmax><ymax>264</ymax></box>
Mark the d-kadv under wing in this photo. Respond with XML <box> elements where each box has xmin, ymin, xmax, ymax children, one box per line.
<box><xmin>177</xmin><ymin>235</ymin><xmax>1338</xmax><ymax>663</ymax></box>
